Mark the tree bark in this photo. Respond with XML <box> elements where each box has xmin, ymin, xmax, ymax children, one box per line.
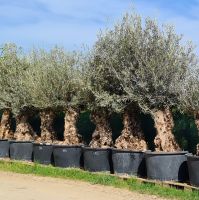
<box><xmin>0</xmin><ymin>109</ymin><xmax>13</xmax><ymax>139</ymax></box>
<box><xmin>38</xmin><ymin>110</ymin><xmax>56</xmax><ymax>143</ymax></box>
<box><xmin>194</xmin><ymin>111</ymin><xmax>199</xmax><ymax>156</ymax></box>
<box><xmin>115</xmin><ymin>108</ymin><xmax>147</xmax><ymax>151</ymax></box>
<box><xmin>153</xmin><ymin>107</ymin><xmax>181</xmax><ymax>152</ymax></box>
<box><xmin>61</xmin><ymin>108</ymin><xmax>82</xmax><ymax>145</ymax></box>
<box><xmin>89</xmin><ymin>111</ymin><xmax>113</xmax><ymax>148</ymax></box>
<box><xmin>14</xmin><ymin>113</ymin><xmax>35</xmax><ymax>141</ymax></box>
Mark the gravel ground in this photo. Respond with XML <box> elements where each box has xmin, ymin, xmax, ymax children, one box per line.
<box><xmin>0</xmin><ymin>171</ymin><xmax>169</xmax><ymax>200</ymax></box>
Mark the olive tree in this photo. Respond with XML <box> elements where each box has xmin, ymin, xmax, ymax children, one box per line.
<box><xmin>84</xmin><ymin>16</ymin><xmax>147</xmax><ymax>150</ymax></box>
<box><xmin>0</xmin><ymin>43</ymin><xmax>14</xmax><ymax>139</ymax></box>
<box><xmin>0</xmin><ymin>43</ymin><xmax>34</xmax><ymax>140</ymax></box>
<box><xmin>82</xmin><ymin>57</ymin><xmax>115</xmax><ymax>148</ymax></box>
<box><xmin>24</xmin><ymin>47</ymin><xmax>83</xmax><ymax>144</ymax></box>
<box><xmin>108</xmin><ymin>13</ymin><xmax>196</xmax><ymax>152</ymax></box>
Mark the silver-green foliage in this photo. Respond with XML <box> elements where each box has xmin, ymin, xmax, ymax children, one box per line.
<box><xmin>120</xmin><ymin>14</ymin><xmax>197</xmax><ymax>113</ymax></box>
<box><xmin>85</xmin><ymin>17</ymin><xmax>133</xmax><ymax>112</ymax></box>
<box><xmin>88</xmin><ymin>12</ymin><xmax>197</xmax><ymax>114</ymax></box>
<box><xmin>178</xmin><ymin>66</ymin><xmax>199</xmax><ymax>114</ymax></box>
<box><xmin>0</xmin><ymin>43</ymin><xmax>31</xmax><ymax>115</ymax></box>
<box><xmin>24</xmin><ymin>47</ymin><xmax>83</xmax><ymax>111</ymax></box>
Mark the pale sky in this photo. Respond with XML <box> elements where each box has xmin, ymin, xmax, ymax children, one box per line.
<box><xmin>0</xmin><ymin>0</ymin><xmax>199</xmax><ymax>53</ymax></box>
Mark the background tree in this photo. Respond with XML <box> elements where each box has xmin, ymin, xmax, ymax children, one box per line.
<box><xmin>110</xmin><ymin>13</ymin><xmax>197</xmax><ymax>152</ymax></box>
<box><xmin>24</xmin><ymin>47</ymin><xmax>83</xmax><ymax>144</ymax></box>
<box><xmin>0</xmin><ymin>43</ymin><xmax>34</xmax><ymax>140</ymax></box>
<box><xmin>178</xmin><ymin>66</ymin><xmax>199</xmax><ymax>155</ymax></box>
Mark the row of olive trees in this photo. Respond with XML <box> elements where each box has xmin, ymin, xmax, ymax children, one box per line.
<box><xmin>0</xmin><ymin>45</ymin><xmax>84</xmax><ymax>144</ymax></box>
<box><xmin>0</xmin><ymin>11</ymin><xmax>199</xmax><ymax>153</ymax></box>
<box><xmin>84</xmin><ymin>12</ymin><xmax>199</xmax><ymax>153</ymax></box>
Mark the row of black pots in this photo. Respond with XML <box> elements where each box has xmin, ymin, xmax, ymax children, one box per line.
<box><xmin>0</xmin><ymin>140</ymin><xmax>147</xmax><ymax>176</ymax></box>
<box><xmin>0</xmin><ymin>141</ymin><xmax>146</xmax><ymax>177</ymax></box>
<box><xmin>82</xmin><ymin>148</ymin><xmax>147</xmax><ymax>176</ymax></box>
<box><xmin>0</xmin><ymin>139</ymin><xmax>198</xmax><ymax>187</ymax></box>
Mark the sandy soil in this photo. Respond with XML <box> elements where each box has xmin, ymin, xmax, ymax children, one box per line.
<box><xmin>0</xmin><ymin>171</ymin><xmax>168</xmax><ymax>200</ymax></box>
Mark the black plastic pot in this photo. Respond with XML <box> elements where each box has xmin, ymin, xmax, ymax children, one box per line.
<box><xmin>187</xmin><ymin>154</ymin><xmax>199</xmax><ymax>187</ymax></box>
<box><xmin>10</xmin><ymin>141</ymin><xmax>33</xmax><ymax>161</ymax></box>
<box><xmin>33</xmin><ymin>143</ymin><xmax>53</xmax><ymax>165</ymax></box>
<box><xmin>83</xmin><ymin>147</ymin><xmax>111</xmax><ymax>173</ymax></box>
<box><xmin>112</xmin><ymin>148</ymin><xmax>147</xmax><ymax>177</ymax></box>
<box><xmin>0</xmin><ymin>139</ymin><xmax>10</xmax><ymax>158</ymax></box>
<box><xmin>145</xmin><ymin>151</ymin><xmax>188</xmax><ymax>182</ymax></box>
<box><xmin>53</xmin><ymin>145</ymin><xmax>82</xmax><ymax>168</ymax></box>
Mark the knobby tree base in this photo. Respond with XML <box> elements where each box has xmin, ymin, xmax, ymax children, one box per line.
<box><xmin>0</xmin><ymin>109</ymin><xmax>14</xmax><ymax>140</ymax></box>
<box><xmin>89</xmin><ymin>111</ymin><xmax>113</xmax><ymax>148</ymax></box>
<box><xmin>14</xmin><ymin>113</ymin><xmax>35</xmax><ymax>141</ymax></box>
<box><xmin>38</xmin><ymin>110</ymin><xmax>56</xmax><ymax>143</ymax></box>
<box><xmin>115</xmin><ymin>108</ymin><xmax>147</xmax><ymax>151</ymax></box>
<box><xmin>153</xmin><ymin>108</ymin><xmax>181</xmax><ymax>152</ymax></box>
<box><xmin>59</xmin><ymin>108</ymin><xmax>82</xmax><ymax>145</ymax></box>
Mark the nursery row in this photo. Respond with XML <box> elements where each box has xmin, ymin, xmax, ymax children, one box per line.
<box><xmin>0</xmin><ymin>139</ymin><xmax>199</xmax><ymax>188</ymax></box>
<box><xmin>0</xmin><ymin>10</ymin><xmax>199</xmax><ymax>157</ymax></box>
<box><xmin>0</xmin><ymin>10</ymin><xmax>199</xmax><ymax>194</ymax></box>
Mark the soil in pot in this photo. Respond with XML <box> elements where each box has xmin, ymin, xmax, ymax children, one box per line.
<box><xmin>145</xmin><ymin>151</ymin><xmax>189</xmax><ymax>182</ymax></box>
<box><xmin>10</xmin><ymin>141</ymin><xmax>33</xmax><ymax>161</ymax></box>
<box><xmin>83</xmin><ymin>147</ymin><xmax>111</xmax><ymax>173</ymax></box>
<box><xmin>187</xmin><ymin>154</ymin><xmax>199</xmax><ymax>187</ymax></box>
<box><xmin>112</xmin><ymin>148</ymin><xmax>147</xmax><ymax>177</ymax></box>
<box><xmin>53</xmin><ymin>145</ymin><xmax>82</xmax><ymax>168</ymax></box>
<box><xmin>33</xmin><ymin>143</ymin><xmax>53</xmax><ymax>165</ymax></box>
<box><xmin>0</xmin><ymin>139</ymin><xmax>10</xmax><ymax>158</ymax></box>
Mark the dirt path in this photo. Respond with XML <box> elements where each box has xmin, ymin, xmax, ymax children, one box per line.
<box><xmin>0</xmin><ymin>171</ymin><xmax>168</xmax><ymax>200</ymax></box>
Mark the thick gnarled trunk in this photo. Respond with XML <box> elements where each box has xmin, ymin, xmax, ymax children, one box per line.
<box><xmin>61</xmin><ymin>108</ymin><xmax>82</xmax><ymax>145</ymax></box>
<box><xmin>38</xmin><ymin>110</ymin><xmax>56</xmax><ymax>143</ymax></box>
<box><xmin>115</xmin><ymin>109</ymin><xmax>147</xmax><ymax>151</ymax></box>
<box><xmin>194</xmin><ymin>112</ymin><xmax>199</xmax><ymax>156</ymax></box>
<box><xmin>14</xmin><ymin>113</ymin><xmax>35</xmax><ymax>141</ymax></box>
<box><xmin>153</xmin><ymin>108</ymin><xmax>181</xmax><ymax>152</ymax></box>
<box><xmin>89</xmin><ymin>111</ymin><xmax>113</xmax><ymax>148</ymax></box>
<box><xmin>0</xmin><ymin>109</ymin><xmax>13</xmax><ymax>139</ymax></box>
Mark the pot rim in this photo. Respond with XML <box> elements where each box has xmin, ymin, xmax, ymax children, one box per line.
<box><xmin>0</xmin><ymin>139</ymin><xmax>9</xmax><ymax>141</ymax></box>
<box><xmin>145</xmin><ymin>151</ymin><xmax>188</xmax><ymax>156</ymax></box>
<box><xmin>83</xmin><ymin>147</ymin><xmax>110</xmax><ymax>151</ymax></box>
<box><xmin>187</xmin><ymin>154</ymin><xmax>199</xmax><ymax>160</ymax></box>
<box><xmin>33</xmin><ymin>143</ymin><xmax>53</xmax><ymax>146</ymax></box>
<box><xmin>111</xmin><ymin>148</ymin><xmax>151</xmax><ymax>153</ymax></box>
<box><xmin>53</xmin><ymin>144</ymin><xmax>82</xmax><ymax>148</ymax></box>
<box><xmin>10</xmin><ymin>140</ymin><xmax>33</xmax><ymax>144</ymax></box>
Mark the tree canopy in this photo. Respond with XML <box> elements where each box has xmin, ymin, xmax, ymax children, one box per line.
<box><xmin>86</xmin><ymin>12</ymin><xmax>198</xmax><ymax>115</ymax></box>
<box><xmin>0</xmin><ymin>43</ymin><xmax>31</xmax><ymax>116</ymax></box>
<box><xmin>23</xmin><ymin>47</ymin><xmax>84</xmax><ymax>112</ymax></box>
<box><xmin>178</xmin><ymin>66</ymin><xmax>199</xmax><ymax>114</ymax></box>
